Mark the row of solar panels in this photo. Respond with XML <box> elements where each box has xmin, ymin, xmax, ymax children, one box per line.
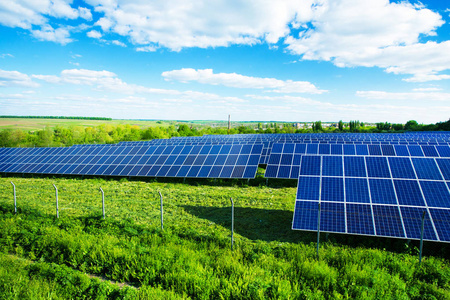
<box><xmin>0</xmin><ymin>144</ymin><xmax>263</xmax><ymax>179</ymax></box>
<box><xmin>289</xmin><ymin>156</ymin><xmax>450</xmax><ymax>242</ymax></box>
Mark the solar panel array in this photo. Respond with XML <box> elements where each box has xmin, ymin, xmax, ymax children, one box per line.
<box><xmin>2</xmin><ymin>131</ymin><xmax>450</xmax><ymax>243</ymax></box>
<box><xmin>0</xmin><ymin>144</ymin><xmax>263</xmax><ymax>179</ymax></box>
<box><xmin>266</xmin><ymin>143</ymin><xmax>450</xmax><ymax>179</ymax></box>
<box><xmin>292</xmin><ymin>154</ymin><xmax>450</xmax><ymax>242</ymax></box>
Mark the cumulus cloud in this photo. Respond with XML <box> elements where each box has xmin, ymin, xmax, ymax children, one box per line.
<box><xmin>85</xmin><ymin>0</ymin><xmax>312</xmax><ymax>50</ymax></box>
<box><xmin>285</xmin><ymin>0</ymin><xmax>448</xmax><ymax>81</ymax></box>
<box><xmin>0</xmin><ymin>69</ymin><xmax>39</xmax><ymax>88</ymax></box>
<box><xmin>0</xmin><ymin>0</ymin><xmax>92</xmax><ymax>44</ymax></box>
<box><xmin>87</xmin><ymin>30</ymin><xmax>102</xmax><ymax>39</ymax></box>
<box><xmin>32</xmin><ymin>68</ymin><xmax>220</xmax><ymax>98</ymax></box>
<box><xmin>31</xmin><ymin>24</ymin><xmax>73</xmax><ymax>44</ymax></box>
<box><xmin>356</xmin><ymin>90</ymin><xmax>450</xmax><ymax>101</ymax></box>
<box><xmin>162</xmin><ymin>68</ymin><xmax>326</xmax><ymax>94</ymax></box>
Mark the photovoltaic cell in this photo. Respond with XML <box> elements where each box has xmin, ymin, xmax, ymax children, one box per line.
<box><xmin>345</xmin><ymin>178</ymin><xmax>370</xmax><ymax>203</ymax></box>
<box><xmin>346</xmin><ymin>204</ymin><xmax>375</xmax><ymax>235</ymax></box>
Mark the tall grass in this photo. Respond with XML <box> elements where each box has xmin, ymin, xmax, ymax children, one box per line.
<box><xmin>0</xmin><ymin>177</ymin><xmax>449</xmax><ymax>299</ymax></box>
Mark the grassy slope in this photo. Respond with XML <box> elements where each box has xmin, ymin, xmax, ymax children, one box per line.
<box><xmin>0</xmin><ymin>176</ymin><xmax>449</xmax><ymax>299</ymax></box>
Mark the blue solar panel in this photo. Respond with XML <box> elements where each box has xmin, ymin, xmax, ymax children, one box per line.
<box><xmin>400</xmin><ymin>207</ymin><xmax>437</xmax><ymax>240</ymax></box>
<box><xmin>344</xmin><ymin>156</ymin><xmax>366</xmax><ymax>177</ymax></box>
<box><xmin>372</xmin><ymin>205</ymin><xmax>405</xmax><ymax>238</ymax></box>
<box><xmin>321</xmin><ymin>177</ymin><xmax>344</xmax><ymax>202</ymax></box>
<box><xmin>300</xmin><ymin>156</ymin><xmax>321</xmax><ymax>176</ymax></box>
<box><xmin>429</xmin><ymin>209</ymin><xmax>450</xmax><ymax>241</ymax></box>
<box><xmin>322</xmin><ymin>156</ymin><xmax>343</xmax><ymax>176</ymax></box>
<box><xmin>412</xmin><ymin>158</ymin><xmax>443</xmax><ymax>180</ymax></box>
<box><xmin>436</xmin><ymin>159</ymin><xmax>450</xmax><ymax>180</ymax></box>
<box><xmin>346</xmin><ymin>204</ymin><xmax>375</xmax><ymax>235</ymax></box>
<box><xmin>292</xmin><ymin>201</ymin><xmax>319</xmax><ymax>231</ymax></box>
<box><xmin>320</xmin><ymin>202</ymin><xmax>346</xmax><ymax>232</ymax></box>
<box><xmin>369</xmin><ymin>178</ymin><xmax>397</xmax><ymax>205</ymax></box>
<box><xmin>345</xmin><ymin>178</ymin><xmax>370</xmax><ymax>203</ymax></box>
<box><xmin>297</xmin><ymin>176</ymin><xmax>320</xmax><ymax>200</ymax></box>
<box><xmin>394</xmin><ymin>180</ymin><xmax>426</xmax><ymax>206</ymax></box>
<box><xmin>388</xmin><ymin>157</ymin><xmax>416</xmax><ymax>179</ymax></box>
<box><xmin>420</xmin><ymin>181</ymin><xmax>450</xmax><ymax>208</ymax></box>
<box><xmin>366</xmin><ymin>157</ymin><xmax>390</xmax><ymax>178</ymax></box>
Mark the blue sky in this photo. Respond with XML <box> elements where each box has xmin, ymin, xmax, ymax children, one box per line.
<box><xmin>1</xmin><ymin>0</ymin><xmax>450</xmax><ymax>124</ymax></box>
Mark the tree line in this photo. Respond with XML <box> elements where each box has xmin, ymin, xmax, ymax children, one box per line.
<box><xmin>0</xmin><ymin>119</ymin><xmax>449</xmax><ymax>148</ymax></box>
<box><xmin>0</xmin><ymin>116</ymin><xmax>112</xmax><ymax>121</ymax></box>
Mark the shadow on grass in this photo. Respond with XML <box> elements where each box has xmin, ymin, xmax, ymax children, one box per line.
<box><xmin>181</xmin><ymin>205</ymin><xmax>314</xmax><ymax>244</ymax></box>
<box><xmin>181</xmin><ymin>204</ymin><xmax>450</xmax><ymax>259</ymax></box>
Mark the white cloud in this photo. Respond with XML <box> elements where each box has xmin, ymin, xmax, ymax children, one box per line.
<box><xmin>356</xmin><ymin>90</ymin><xmax>450</xmax><ymax>101</ymax></box>
<box><xmin>112</xmin><ymin>40</ymin><xmax>126</xmax><ymax>47</ymax></box>
<box><xmin>162</xmin><ymin>68</ymin><xmax>326</xmax><ymax>94</ymax></box>
<box><xmin>31</xmin><ymin>68</ymin><xmax>219</xmax><ymax>97</ymax></box>
<box><xmin>0</xmin><ymin>1</ymin><xmax>92</xmax><ymax>44</ymax></box>
<box><xmin>85</xmin><ymin>0</ymin><xmax>313</xmax><ymax>50</ymax></box>
<box><xmin>285</xmin><ymin>0</ymin><xmax>448</xmax><ymax>81</ymax></box>
<box><xmin>87</xmin><ymin>30</ymin><xmax>102</xmax><ymax>39</ymax></box>
<box><xmin>0</xmin><ymin>69</ymin><xmax>39</xmax><ymax>88</ymax></box>
<box><xmin>31</xmin><ymin>24</ymin><xmax>73</xmax><ymax>45</ymax></box>
<box><xmin>136</xmin><ymin>45</ymin><xmax>157</xmax><ymax>52</ymax></box>
<box><xmin>78</xmin><ymin>7</ymin><xmax>92</xmax><ymax>21</ymax></box>
<box><xmin>0</xmin><ymin>53</ymin><xmax>14</xmax><ymax>58</ymax></box>
<box><xmin>412</xmin><ymin>87</ymin><xmax>442</xmax><ymax>92</ymax></box>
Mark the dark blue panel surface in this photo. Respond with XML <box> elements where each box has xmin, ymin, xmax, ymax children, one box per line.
<box><xmin>436</xmin><ymin>146</ymin><xmax>450</xmax><ymax>157</ymax></box>
<box><xmin>292</xmin><ymin>201</ymin><xmax>319</xmax><ymax>231</ymax></box>
<box><xmin>345</xmin><ymin>178</ymin><xmax>370</xmax><ymax>203</ymax></box>
<box><xmin>388</xmin><ymin>157</ymin><xmax>416</xmax><ymax>179</ymax></box>
<box><xmin>300</xmin><ymin>156</ymin><xmax>321</xmax><ymax>176</ymax></box>
<box><xmin>243</xmin><ymin>166</ymin><xmax>258</xmax><ymax>178</ymax></box>
<box><xmin>394</xmin><ymin>180</ymin><xmax>426</xmax><ymax>206</ymax></box>
<box><xmin>344</xmin><ymin>156</ymin><xmax>366</xmax><ymax>177</ymax></box>
<box><xmin>436</xmin><ymin>159</ymin><xmax>450</xmax><ymax>180</ymax></box>
<box><xmin>277</xmin><ymin>166</ymin><xmax>291</xmax><ymax>178</ymax></box>
<box><xmin>322</xmin><ymin>156</ymin><xmax>343</xmax><ymax>177</ymax></box>
<box><xmin>346</xmin><ymin>204</ymin><xmax>375</xmax><ymax>235</ymax></box>
<box><xmin>422</xmin><ymin>146</ymin><xmax>439</xmax><ymax>157</ymax></box>
<box><xmin>320</xmin><ymin>202</ymin><xmax>346</xmax><ymax>233</ymax></box>
<box><xmin>297</xmin><ymin>176</ymin><xmax>320</xmax><ymax>200</ymax></box>
<box><xmin>400</xmin><ymin>207</ymin><xmax>437</xmax><ymax>240</ymax></box>
<box><xmin>321</xmin><ymin>177</ymin><xmax>344</xmax><ymax>202</ymax></box>
<box><xmin>368</xmin><ymin>145</ymin><xmax>382</xmax><ymax>156</ymax></box>
<box><xmin>366</xmin><ymin>157</ymin><xmax>390</xmax><ymax>178</ymax></box>
<box><xmin>420</xmin><ymin>181</ymin><xmax>450</xmax><ymax>208</ymax></box>
<box><xmin>373</xmin><ymin>205</ymin><xmax>405</xmax><ymax>238</ymax></box>
<box><xmin>429</xmin><ymin>209</ymin><xmax>450</xmax><ymax>241</ymax></box>
<box><xmin>394</xmin><ymin>145</ymin><xmax>409</xmax><ymax>156</ymax></box>
<box><xmin>412</xmin><ymin>158</ymin><xmax>442</xmax><ymax>180</ymax></box>
<box><xmin>369</xmin><ymin>179</ymin><xmax>397</xmax><ymax>205</ymax></box>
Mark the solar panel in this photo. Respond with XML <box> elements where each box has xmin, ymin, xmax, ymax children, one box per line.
<box><xmin>292</xmin><ymin>154</ymin><xmax>450</xmax><ymax>242</ymax></box>
<box><xmin>265</xmin><ymin>143</ymin><xmax>450</xmax><ymax>179</ymax></box>
<box><xmin>0</xmin><ymin>143</ymin><xmax>264</xmax><ymax>179</ymax></box>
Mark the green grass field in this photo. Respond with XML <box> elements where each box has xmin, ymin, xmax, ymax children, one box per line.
<box><xmin>0</xmin><ymin>118</ymin><xmax>181</xmax><ymax>131</ymax></box>
<box><xmin>0</xmin><ymin>176</ymin><xmax>449</xmax><ymax>299</ymax></box>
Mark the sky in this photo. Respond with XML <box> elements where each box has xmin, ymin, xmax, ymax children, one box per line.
<box><xmin>1</xmin><ymin>0</ymin><xmax>450</xmax><ymax>124</ymax></box>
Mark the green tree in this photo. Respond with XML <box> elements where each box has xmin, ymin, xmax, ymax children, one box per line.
<box><xmin>338</xmin><ymin>120</ymin><xmax>344</xmax><ymax>131</ymax></box>
<box><xmin>404</xmin><ymin>120</ymin><xmax>419</xmax><ymax>131</ymax></box>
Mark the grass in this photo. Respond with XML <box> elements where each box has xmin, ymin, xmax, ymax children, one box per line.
<box><xmin>0</xmin><ymin>176</ymin><xmax>449</xmax><ymax>299</ymax></box>
<box><xmin>0</xmin><ymin>118</ymin><xmax>178</xmax><ymax>131</ymax></box>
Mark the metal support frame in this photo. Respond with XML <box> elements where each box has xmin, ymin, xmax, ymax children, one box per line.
<box><xmin>159</xmin><ymin>191</ymin><xmax>164</xmax><ymax>231</ymax></box>
<box><xmin>317</xmin><ymin>202</ymin><xmax>321</xmax><ymax>259</ymax></box>
<box><xmin>99</xmin><ymin>187</ymin><xmax>105</xmax><ymax>219</ymax></box>
<box><xmin>419</xmin><ymin>211</ymin><xmax>426</xmax><ymax>264</ymax></box>
<box><xmin>230</xmin><ymin>197</ymin><xmax>234</xmax><ymax>251</ymax></box>
<box><xmin>11</xmin><ymin>182</ymin><xmax>16</xmax><ymax>214</ymax></box>
<box><xmin>53</xmin><ymin>184</ymin><xmax>59</xmax><ymax>218</ymax></box>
